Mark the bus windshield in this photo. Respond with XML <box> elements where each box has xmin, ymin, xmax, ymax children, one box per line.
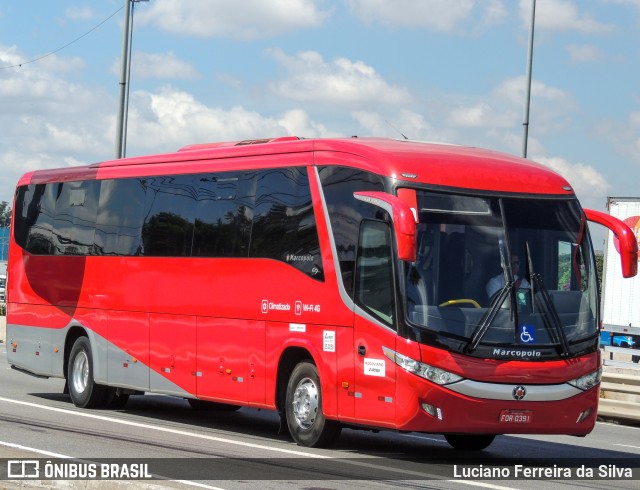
<box><xmin>403</xmin><ymin>190</ymin><xmax>598</xmax><ymax>360</ymax></box>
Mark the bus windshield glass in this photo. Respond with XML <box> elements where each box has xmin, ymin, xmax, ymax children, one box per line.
<box><xmin>403</xmin><ymin>190</ymin><xmax>598</xmax><ymax>360</ymax></box>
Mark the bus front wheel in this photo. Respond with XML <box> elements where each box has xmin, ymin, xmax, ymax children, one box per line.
<box><xmin>285</xmin><ymin>362</ymin><xmax>341</xmax><ymax>447</ymax></box>
<box><xmin>444</xmin><ymin>434</ymin><xmax>495</xmax><ymax>451</ymax></box>
<box><xmin>68</xmin><ymin>337</ymin><xmax>109</xmax><ymax>409</ymax></box>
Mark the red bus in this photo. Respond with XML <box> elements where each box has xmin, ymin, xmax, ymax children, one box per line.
<box><xmin>6</xmin><ymin>137</ymin><xmax>638</xmax><ymax>450</ymax></box>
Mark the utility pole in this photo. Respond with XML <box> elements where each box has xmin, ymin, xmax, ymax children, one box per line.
<box><xmin>522</xmin><ymin>0</ymin><xmax>536</xmax><ymax>159</ymax></box>
<box><xmin>115</xmin><ymin>0</ymin><xmax>147</xmax><ymax>159</ymax></box>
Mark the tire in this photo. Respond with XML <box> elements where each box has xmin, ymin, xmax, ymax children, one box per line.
<box><xmin>188</xmin><ymin>399</ymin><xmax>240</xmax><ymax>411</ymax></box>
<box><xmin>285</xmin><ymin>362</ymin><xmax>341</xmax><ymax>447</ymax></box>
<box><xmin>444</xmin><ymin>434</ymin><xmax>495</xmax><ymax>451</ymax></box>
<box><xmin>67</xmin><ymin>337</ymin><xmax>109</xmax><ymax>408</ymax></box>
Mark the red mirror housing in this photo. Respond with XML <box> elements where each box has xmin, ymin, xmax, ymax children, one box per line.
<box><xmin>354</xmin><ymin>191</ymin><xmax>418</xmax><ymax>262</ymax></box>
<box><xmin>585</xmin><ymin>208</ymin><xmax>638</xmax><ymax>278</ymax></box>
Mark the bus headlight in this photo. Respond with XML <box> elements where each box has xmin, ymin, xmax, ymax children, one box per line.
<box><xmin>567</xmin><ymin>368</ymin><xmax>602</xmax><ymax>391</ymax></box>
<box><xmin>382</xmin><ymin>346</ymin><xmax>464</xmax><ymax>385</ymax></box>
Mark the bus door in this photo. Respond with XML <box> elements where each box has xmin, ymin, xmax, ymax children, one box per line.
<box><xmin>352</xmin><ymin>219</ymin><xmax>397</xmax><ymax>426</ymax></box>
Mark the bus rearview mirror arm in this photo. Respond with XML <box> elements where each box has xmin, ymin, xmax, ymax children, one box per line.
<box><xmin>584</xmin><ymin>208</ymin><xmax>638</xmax><ymax>278</ymax></box>
<box><xmin>354</xmin><ymin>191</ymin><xmax>418</xmax><ymax>262</ymax></box>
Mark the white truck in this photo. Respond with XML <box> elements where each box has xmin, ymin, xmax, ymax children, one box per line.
<box><xmin>600</xmin><ymin>197</ymin><xmax>640</xmax><ymax>365</ymax></box>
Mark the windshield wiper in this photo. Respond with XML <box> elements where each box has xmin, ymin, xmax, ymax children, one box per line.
<box><xmin>465</xmin><ymin>237</ymin><xmax>519</xmax><ymax>354</ymax></box>
<box><xmin>465</xmin><ymin>281</ymin><xmax>513</xmax><ymax>353</ymax></box>
<box><xmin>525</xmin><ymin>242</ymin><xmax>570</xmax><ymax>357</ymax></box>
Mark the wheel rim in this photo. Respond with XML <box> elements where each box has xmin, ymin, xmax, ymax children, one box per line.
<box><xmin>291</xmin><ymin>377</ymin><xmax>319</xmax><ymax>430</ymax></box>
<box><xmin>71</xmin><ymin>350</ymin><xmax>89</xmax><ymax>395</ymax></box>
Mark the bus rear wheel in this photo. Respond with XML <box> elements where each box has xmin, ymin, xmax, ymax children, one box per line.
<box><xmin>285</xmin><ymin>362</ymin><xmax>341</xmax><ymax>447</ymax></box>
<box><xmin>444</xmin><ymin>434</ymin><xmax>495</xmax><ymax>451</ymax></box>
<box><xmin>68</xmin><ymin>337</ymin><xmax>109</xmax><ymax>408</ymax></box>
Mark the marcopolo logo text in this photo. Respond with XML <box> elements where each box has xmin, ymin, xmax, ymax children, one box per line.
<box><xmin>493</xmin><ymin>348</ymin><xmax>541</xmax><ymax>358</ymax></box>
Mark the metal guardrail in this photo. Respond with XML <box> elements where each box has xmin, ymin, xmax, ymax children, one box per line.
<box><xmin>602</xmin><ymin>345</ymin><xmax>640</xmax><ymax>369</ymax></box>
<box><xmin>599</xmin><ymin>369</ymin><xmax>640</xmax><ymax>423</ymax></box>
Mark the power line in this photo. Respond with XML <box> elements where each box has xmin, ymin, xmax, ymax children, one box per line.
<box><xmin>0</xmin><ymin>6</ymin><xmax>124</xmax><ymax>70</ymax></box>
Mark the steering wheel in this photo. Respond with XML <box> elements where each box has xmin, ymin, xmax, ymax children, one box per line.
<box><xmin>438</xmin><ymin>299</ymin><xmax>481</xmax><ymax>308</ymax></box>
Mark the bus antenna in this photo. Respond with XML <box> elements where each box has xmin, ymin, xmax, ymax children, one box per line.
<box><xmin>385</xmin><ymin>120</ymin><xmax>409</xmax><ymax>140</ymax></box>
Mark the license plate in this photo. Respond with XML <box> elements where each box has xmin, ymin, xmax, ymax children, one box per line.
<box><xmin>499</xmin><ymin>410</ymin><xmax>533</xmax><ymax>423</ymax></box>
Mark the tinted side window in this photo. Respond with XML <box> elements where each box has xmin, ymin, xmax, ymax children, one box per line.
<box><xmin>193</xmin><ymin>172</ymin><xmax>254</xmax><ymax>258</ymax></box>
<box><xmin>13</xmin><ymin>185</ymin><xmax>37</xmax><ymax>250</ymax></box>
<box><xmin>141</xmin><ymin>175</ymin><xmax>198</xmax><ymax>256</ymax></box>
<box><xmin>21</xmin><ymin>183</ymin><xmax>59</xmax><ymax>255</ymax></box>
<box><xmin>95</xmin><ymin>179</ymin><xmax>147</xmax><ymax>255</ymax></box>
<box><xmin>319</xmin><ymin>167</ymin><xmax>385</xmax><ymax>296</ymax></box>
<box><xmin>356</xmin><ymin>220</ymin><xmax>396</xmax><ymax>327</ymax></box>
<box><xmin>53</xmin><ymin>180</ymin><xmax>100</xmax><ymax>255</ymax></box>
<box><xmin>250</xmin><ymin>168</ymin><xmax>322</xmax><ymax>280</ymax></box>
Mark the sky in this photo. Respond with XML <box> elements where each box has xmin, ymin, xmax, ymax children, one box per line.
<box><xmin>1</xmin><ymin>0</ymin><xmax>640</xmax><ymax>249</ymax></box>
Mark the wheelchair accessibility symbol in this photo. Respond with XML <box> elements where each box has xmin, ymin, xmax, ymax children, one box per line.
<box><xmin>519</xmin><ymin>325</ymin><xmax>536</xmax><ymax>344</ymax></box>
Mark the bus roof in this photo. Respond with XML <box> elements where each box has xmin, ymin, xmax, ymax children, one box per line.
<box><xmin>17</xmin><ymin>137</ymin><xmax>573</xmax><ymax>196</ymax></box>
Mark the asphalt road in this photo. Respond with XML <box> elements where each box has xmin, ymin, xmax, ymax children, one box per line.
<box><xmin>1</xmin><ymin>343</ymin><xmax>640</xmax><ymax>490</ymax></box>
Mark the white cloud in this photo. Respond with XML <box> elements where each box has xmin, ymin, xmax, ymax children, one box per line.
<box><xmin>0</xmin><ymin>44</ymin><xmax>23</xmax><ymax>67</ymax></box>
<box><xmin>352</xmin><ymin>110</ymin><xmax>454</xmax><ymax>142</ymax></box>
<box><xmin>519</xmin><ymin>0</ymin><xmax>614</xmax><ymax>33</ymax></box>
<box><xmin>566</xmin><ymin>44</ymin><xmax>604</xmax><ymax>63</ymax></box>
<box><xmin>136</xmin><ymin>0</ymin><xmax>332</xmax><ymax>39</ymax></box>
<box><xmin>267</xmin><ymin>49</ymin><xmax>410</xmax><ymax>105</ymax></box>
<box><xmin>216</xmin><ymin>73</ymin><xmax>244</xmax><ymax>90</ymax></box>
<box><xmin>534</xmin><ymin>155</ymin><xmax>611</xmax><ymax>209</ymax></box>
<box><xmin>0</xmin><ymin>44</ymin><xmax>339</xmax><ymax>205</ymax></box>
<box><xmin>0</xmin><ymin>45</ymin><xmax>153</xmax><ymax>202</ymax></box>
<box><xmin>489</xmin><ymin>76</ymin><xmax>574</xmax><ymax>136</ymax></box>
<box><xmin>347</xmin><ymin>0</ymin><xmax>506</xmax><ymax>32</ymax></box>
<box><xmin>446</xmin><ymin>102</ymin><xmax>517</xmax><ymax>128</ymax></box>
<box><xmin>111</xmin><ymin>51</ymin><xmax>199</xmax><ymax>80</ymax></box>
<box><xmin>126</xmin><ymin>86</ymin><xmax>337</xmax><ymax>151</ymax></box>
<box><xmin>483</xmin><ymin>0</ymin><xmax>509</xmax><ymax>25</ymax></box>
<box><xmin>597</xmin><ymin>111</ymin><xmax>640</xmax><ymax>165</ymax></box>
<box><xmin>0</xmin><ymin>46</ymin><xmax>108</xmax><ymax>120</ymax></box>
<box><xmin>494</xmin><ymin>76</ymin><xmax>569</xmax><ymax>105</ymax></box>
<box><xmin>0</xmin><ymin>43</ymin><xmax>85</xmax><ymax>73</ymax></box>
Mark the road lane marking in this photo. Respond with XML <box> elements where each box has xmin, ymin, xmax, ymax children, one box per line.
<box><xmin>0</xmin><ymin>440</ymin><xmax>70</xmax><ymax>458</ymax></box>
<box><xmin>614</xmin><ymin>444</ymin><xmax>640</xmax><ymax>450</ymax></box>
<box><xmin>0</xmin><ymin>396</ymin><xmax>327</xmax><ymax>458</ymax></box>
<box><xmin>402</xmin><ymin>434</ymin><xmax>447</xmax><ymax>443</ymax></box>
<box><xmin>0</xmin><ymin>396</ymin><xmax>521</xmax><ymax>488</ymax></box>
<box><xmin>0</xmin><ymin>440</ymin><xmax>226</xmax><ymax>490</ymax></box>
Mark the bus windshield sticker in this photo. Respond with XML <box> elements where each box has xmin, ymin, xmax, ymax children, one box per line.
<box><xmin>519</xmin><ymin>324</ymin><xmax>536</xmax><ymax>344</ymax></box>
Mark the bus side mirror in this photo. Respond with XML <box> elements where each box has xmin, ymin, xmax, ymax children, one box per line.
<box><xmin>354</xmin><ymin>191</ymin><xmax>417</xmax><ymax>262</ymax></box>
<box><xmin>585</xmin><ymin>208</ymin><xmax>638</xmax><ymax>278</ymax></box>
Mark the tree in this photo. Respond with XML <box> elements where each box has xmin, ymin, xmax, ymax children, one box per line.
<box><xmin>596</xmin><ymin>252</ymin><xmax>604</xmax><ymax>294</ymax></box>
<box><xmin>0</xmin><ymin>201</ymin><xmax>10</xmax><ymax>228</ymax></box>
